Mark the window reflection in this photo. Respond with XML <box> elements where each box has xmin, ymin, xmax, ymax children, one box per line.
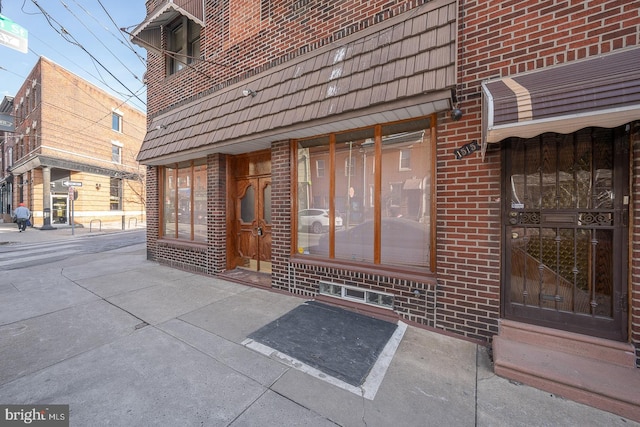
<box><xmin>296</xmin><ymin>119</ymin><xmax>432</xmax><ymax>269</ymax></box>
<box><xmin>193</xmin><ymin>164</ymin><xmax>207</xmax><ymax>241</ymax></box>
<box><xmin>163</xmin><ymin>167</ymin><xmax>176</xmax><ymax>237</ymax></box>
<box><xmin>297</xmin><ymin>136</ymin><xmax>330</xmax><ymax>256</ymax></box>
<box><xmin>162</xmin><ymin>160</ymin><xmax>207</xmax><ymax>242</ymax></box>
<box><xmin>380</xmin><ymin>128</ymin><xmax>430</xmax><ymax>268</ymax></box>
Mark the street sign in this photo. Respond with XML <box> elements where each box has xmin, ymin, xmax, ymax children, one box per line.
<box><xmin>0</xmin><ymin>113</ymin><xmax>14</xmax><ymax>132</ymax></box>
<box><xmin>63</xmin><ymin>181</ymin><xmax>83</xmax><ymax>187</ymax></box>
<box><xmin>68</xmin><ymin>186</ymin><xmax>75</xmax><ymax>201</ymax></box>
<box><xmin>0</xmin><ymin>14</ymin><xmax>28</xmax><ymax>54</ymax></box>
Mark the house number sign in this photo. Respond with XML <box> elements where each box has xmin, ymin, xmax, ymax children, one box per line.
<box><xmin>454</xmin><ymin>140</ymin><xmax>479</xmax><ymax>159</ymax></box>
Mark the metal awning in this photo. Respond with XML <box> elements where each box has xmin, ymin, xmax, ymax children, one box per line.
<box><xmin>131</xmin><ymin>0</ymin><xmax>204</xmax><ymax>51</ymax></box>
<box><xmin>482</xmin><ymin>47</ymin><xmax>640</xmax><ymax>144</ymax></box>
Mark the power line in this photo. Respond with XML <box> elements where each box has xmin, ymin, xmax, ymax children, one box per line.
<box><xmin>94</xmin><ymin>0</ymin><xmax>146</xmax><ymax>66</ymax></box>
<box><xmin>27</xmin><ymin>0</ymin><xmax>146</xmax><ymax>106</ymax></box>
<box><xmin>59</xmin><ymin>0</ymin><xmax>144</xmax><ymax>84</ymax></box>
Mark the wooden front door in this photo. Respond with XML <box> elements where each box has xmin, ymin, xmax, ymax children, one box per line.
<box><xmin>228</xmin><ymin>151</ymin><xmax>272</xmax><ymax>274</ymax></box>
<box><xmin>503</xmin><ymin>127</ymin><xmax>629</xmax><ymax>341</ymax></box>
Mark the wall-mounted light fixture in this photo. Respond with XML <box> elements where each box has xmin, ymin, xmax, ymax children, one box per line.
<box><xmin>155</xmin><ymin>125</ymin><xmax>167</xmax><ymax>131</ymax></box>
<box><xmin>95</xmin><ymin>183</ymin><xmax>101</xmax><ymax>190</ymax></box>
<box><xmin>242</xmin><ymin>88</ymin><xmax>257</xmax><ymax>97</ymax></box>
<box><xmin>450</xmin><ymin>107</ymin><xmax>463</xmax><ymax>121</ymax></box>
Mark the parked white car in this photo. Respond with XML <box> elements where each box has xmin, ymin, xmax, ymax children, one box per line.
<box><xmin>298</xmin><ymin>209</ymin><xmax>343</xmax><ymax>234</ymax></box>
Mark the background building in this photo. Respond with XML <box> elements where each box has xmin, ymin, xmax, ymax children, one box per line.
<box><xmin>5</xmin><ymin>57</ymin><xmax>146</xmax><ymax>229</ymax></box>
<box><xmin>132</xmin><ymin>0</ymin><xmax>639</xmax><ymax>419</ymax></box>
<box><xmin>0</xmin><ymin>96</ymin><xmax>15</xmax><ymax>218</ymax></box>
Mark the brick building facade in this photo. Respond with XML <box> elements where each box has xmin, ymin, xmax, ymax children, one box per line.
<box><xmin>1</xmin><ymin>57</ymin><xmax>146</xmax><ymax>229</ymax></box>
<box><xmin>133</xmin><ymin>0</ymin><xmax>640</xmax><ymax>418</ymax></box>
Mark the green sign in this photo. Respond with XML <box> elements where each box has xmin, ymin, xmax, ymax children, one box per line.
<box><xmin>0</xmin><ymin>14</ymin><xmax>28</xmax><ymax>53</ymax></box>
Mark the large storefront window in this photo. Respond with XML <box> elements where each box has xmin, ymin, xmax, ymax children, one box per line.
<box><xmin>162</xmin><ymin>160</ymin><xmax>207</xmax><ymax>242</ymax></box>
<box><xmin>296</xmin><ymin>118</ymin><xmax>433</xmax><ymax>270</ymax></box>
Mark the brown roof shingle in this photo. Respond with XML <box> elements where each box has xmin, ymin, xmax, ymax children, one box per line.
<box><xmin>137</xmin><ymin>0</ymin><xmax>457</xmax><ymax>164</ymax></box>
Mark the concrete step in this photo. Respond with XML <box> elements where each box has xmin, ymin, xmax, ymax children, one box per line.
<box><xmin>493</xmin><ymin>320</ymin><xmax>640</xmax><ymax>422</ymax></box>
<box><xmin>497</xmin><ymin>319</ymin><xmax>636</xmax><ymax>367</ymax></box>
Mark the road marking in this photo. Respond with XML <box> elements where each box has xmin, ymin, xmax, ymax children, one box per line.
<box><xmin>0</xmin><ymin>249</ymin><xmax>81</xmax><ymax>267</ymax></box>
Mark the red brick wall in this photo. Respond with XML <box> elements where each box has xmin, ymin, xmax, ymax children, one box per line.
<box><xmin>270</xmin><ymin>141</ymin><xmax>292</xmax><ymax>284</ymax></box>
<box><xmin>140</xmin><ymin>1</ymin><xmax>640</xmax><ymax>349</ymax></box>
<box><xmin>146</xmin><ymin>154</ymin><xmax>228</xmax><ymax>274</ymax></box>
<box><xmin>143</xmin><ymin>0</ymin><xmax>438</xmax><ymax>118</ymax></box>
<box><xmin>145</xmin><ymin>165</ymin><xmax>159</xmax><ymax>260</ymax></box>
<box><xmin>207</xmin><ymin>153</ymin><xmax>227</xmax><ymax>274</ymax></box>
<box><xmin>434</xmin><ymin>0</ymin><xmax>640</xmax><ymax>342</ymax></box>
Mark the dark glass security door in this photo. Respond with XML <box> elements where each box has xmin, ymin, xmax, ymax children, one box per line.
<box><xmin>503</xmin><ymin>128</ymin><xmax>628</xmax><ymax>341</ymax></box>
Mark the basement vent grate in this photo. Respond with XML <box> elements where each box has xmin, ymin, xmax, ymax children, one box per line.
<box><xmin>319</xmin><ymin>281</ymin><xmax>394</xmax><ymax>309</ymax></box>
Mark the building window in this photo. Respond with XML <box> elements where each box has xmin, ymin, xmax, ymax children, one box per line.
<box><xmin>161</xmin><ymin>160</ymin><xmax>207</xmax><ymax>242</ymax></box>
<box><xmin>112</xmin><ymin>112</ymin><xmax>122</xmax><ymax>132</ymax></box>
<box><xmin>316</xmin><ymin>159</ymin><xmax>325</xmax><ymax>178</ymax></box>
<box><xmin>111</xmin><ymin>142</ymin><xmax>122</xmax><ymax>164</ymax></box>
<box><xmin>295</xmin><ymin>118</ymin><xmax>432</xmax><ymax>270</ymax></box>
<box><xmin>167</xmin><ymin>17</ymin><xmax>201</xmax><ymax>75</ymax></box>
<box><xmin>110</xmin><ymin>178</ymin><xmax>122</xmax><ymax>210</ymax></box>
<box><xmin>399</xmin><ymin>149</ymin><xmax>411</xmax><ymax>170</ymax></box>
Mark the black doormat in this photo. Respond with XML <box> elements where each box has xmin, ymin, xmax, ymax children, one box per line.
<box><xmin>246</xmin><ymin>301</ymin><xmax>398</xmax><ymax>388</ymax></box>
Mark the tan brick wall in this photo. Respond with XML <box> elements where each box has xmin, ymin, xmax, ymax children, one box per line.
<box><xmin>11</xmin><ymin>57</ymin><xmax>146</xmax><ymax>229</ymax></box>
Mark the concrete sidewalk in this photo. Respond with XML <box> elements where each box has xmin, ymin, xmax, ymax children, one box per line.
<box><xmin>0</xmin><ymin>234</ymin><xmax>636</xmax><ymax>426</ymax></box>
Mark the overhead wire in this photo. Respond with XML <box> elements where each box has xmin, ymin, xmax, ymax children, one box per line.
<box><xmin>59</xmin><ymin>0</ymin><xmax>144</xmax><ymax>86</ymax></box>
<box><xmin>26</xmin><ymin>0</ymin><xmax>146</xmax><ymax>107</ymax></box>
<box><xmin>94</xmin><ymin>0</ymin><xmax>146</xmax><ymax>66</ymax></box>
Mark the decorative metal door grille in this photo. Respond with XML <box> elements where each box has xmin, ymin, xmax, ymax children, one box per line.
<box><xmin>503</xmin><ymin>128</ymin><xmax>628</xmax><ymax>341</ymax></box>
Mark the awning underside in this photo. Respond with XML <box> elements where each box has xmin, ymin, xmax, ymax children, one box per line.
<box><xmin>482</xmin><ymin>47</ymin><xmax>640</xmax><ymax>143</ymax></box>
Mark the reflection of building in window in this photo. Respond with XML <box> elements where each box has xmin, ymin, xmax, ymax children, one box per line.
<box><xmin>344</xmin><ymin>157</ymin><xmax>356</xmax><ymax>176</ymax></box>
<box><xmin>161</xmin><ymin>160</ymin><xmax>207</xmax><ymax>242</ymax></box>
<box><xmin>295</xmin><ymin>118</ymin><xmax>432</xmax><ymax>269</ymax></box>
<box><xmin>316</xmin><ymin>159</ymin><xmax>325</xmax><ymax>177</ymax></box>
<box><xmin>399</xmin><ymin>149</ymin><xmax>411</xmax><ymax>170</ymax></box>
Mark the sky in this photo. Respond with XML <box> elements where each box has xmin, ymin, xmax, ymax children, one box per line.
<box><xmin>0</xmin><ymin>0</ymin><xmax>147</xmax><ymax>112</ymax></box>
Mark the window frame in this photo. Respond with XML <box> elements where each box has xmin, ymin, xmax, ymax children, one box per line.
<box><xmin>166</xmin><ymin>16</ymin><xmax>201</xmax><ymax>75</ymax></box>
<box><xmin>109</xmin><ymin>177</ymin><xmax>122</xmax><ymax>211</ymax></box>
<box><xmin>111</xmin><ymin>141</ymin><xmax>123</xmax><ymax>164</ymax></box>
<box><xmin>292</xmin><ymin>116</ymin><xmax>437</xmax><ymax>273</ymax></box>
<box><xmin>399</xmin><ymin>148</ymin><xmax>411</xmax><ymax>171</ymax></box>
<box><xmin>112</xmin><ymin>111</ymin><xmax>123</xmax><ymax>132</ymax></box>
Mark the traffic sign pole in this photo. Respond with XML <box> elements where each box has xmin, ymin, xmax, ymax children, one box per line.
<box><xmin>68</xmin><ymin>186</ymin><xmax>75</xmax><ymax>235</ymax></box>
